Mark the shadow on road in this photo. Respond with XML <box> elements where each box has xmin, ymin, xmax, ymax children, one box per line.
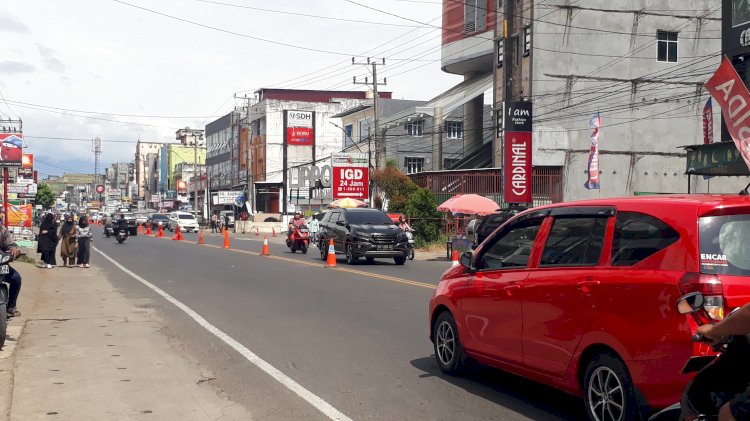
<box><xmin>410</xmin><ymin>356</ymin><xmax>585</xmax><ymax>421</ymax></box>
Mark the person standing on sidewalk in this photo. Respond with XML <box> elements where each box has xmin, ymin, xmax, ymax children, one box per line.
<box><xmin>0</xmin><ymin>223</ymin><xmax>23</xmax><ymax>317</ymax></box>
<box><xmin>76</xmin><ymin>216</ymin><xmax>92</xmax><ymax>268</ymax></box>
<box><xmin>210</xmin><ymin>211</ymin><xmax>218</xmax><ymax>233</ymax></box>
<box><xmin>58</xmin><ymin>214</ymin><xmax>78</xmax><ymax>268</ymax></box>
<box><xmin>37</xmin><ymin>213</ymin><xmax>58</xmax><ymax>269</ymax></box>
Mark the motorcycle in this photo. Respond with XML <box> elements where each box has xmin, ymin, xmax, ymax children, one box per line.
<box><xmin>649</xmin><ymin>292</ymin><xmax>750</xmax><ymax>421</ymax></box>
<box><xmin>116</xmin><ymin>229</ymin><xmax>128</xmax><ymax>244</ymax></box>
<box><xmin>104</xmin><ymin>226</ymin><xmax>114</xmax><ymax>238</ymax></box>
<box><xmin>405</xmin><ymin>230</ymin><xmax>415</xmax><ymax>260</ymax></box>
<box><xmin>0</xmin><ymin>251</ymin><xmax>17</xmax><ymax>349</ymax></box>
<box><xmin>286</xmin><ymin>225</ymin><xmax>310</xmax><ymax>254</ymax></box>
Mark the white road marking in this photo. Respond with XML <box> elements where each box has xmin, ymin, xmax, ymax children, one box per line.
<box><xmin>92</xmin><ymin>245</ymin><xmax>352</xmax><ymax>421</ymax></box>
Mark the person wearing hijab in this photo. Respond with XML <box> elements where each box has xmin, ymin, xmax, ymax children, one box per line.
<box><xmin>58</xmin><ymin>214</ymin><xmax>78</xmax><ymax>267</ymax></box>
<box><xmin>76</xmin><ymin>216</ymin><xmax>92</xmax><ymax>268</ymax></box>
<box><xmin>37</xmin><ymin>213</ymin><xmax>58</xmax><ymax>268</ymax></box>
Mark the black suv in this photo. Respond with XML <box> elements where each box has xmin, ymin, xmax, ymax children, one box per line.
<box><xmin>318</xmin><ymin>208</ymin><xmax>409</xmax><ymax>265</ymax></box>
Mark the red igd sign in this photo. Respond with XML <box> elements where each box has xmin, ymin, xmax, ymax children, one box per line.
<box><xmin>705</xmin><ymin>57</ymin><xmax>750</xmax><ymax>172</ymax></box>
<box><xmin>503</xmin><ymin>132</ymin><xmax>532</xmax><ymax>203</ymax></box>
<box><xmin>333</xmin><ymin>166</ymin><xmax>369</xmax><ymax>199</ymax></box>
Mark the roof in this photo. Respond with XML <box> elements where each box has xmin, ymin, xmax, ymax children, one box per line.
<box><xmin>380</xmin><ymin>72</ymin><xmax>492</xmax><ymax>128</ymax></box>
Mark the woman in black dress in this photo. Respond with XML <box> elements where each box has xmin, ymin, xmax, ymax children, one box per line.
<box><xmin>37</xmin><ymin>213</ymin><xmax>58</xmax><ymax>268</ymax></box>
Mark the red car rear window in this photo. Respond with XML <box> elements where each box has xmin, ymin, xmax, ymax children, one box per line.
<box><xmin>700</xmin><ymin>215</ymin><xmax>750</xmax><ymax>276</ymax></box>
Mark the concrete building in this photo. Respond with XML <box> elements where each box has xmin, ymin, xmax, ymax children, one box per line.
<box><xmin>134</xmin><ymin>141</ymin><xmax>162</xmax><ymax>201</ymax></box>
<box><xmin>205</xmin><ymin>110</ymin><xmax>242</xmax><ymax>196</ymax></box>
<box><xmin>246</xmin><ymin>89</ymin><xmax>385</xmax><ymax>214</ymax></box>
<box><xmin>176</xmin><ymin>128</ymin><xmax>205</xmax><ymax>148</ymax></box>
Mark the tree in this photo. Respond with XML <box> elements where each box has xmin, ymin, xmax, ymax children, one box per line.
<box><xmin>404</xmin><ymin>188</ymin><xmax>442</xmax><ymax>246</ymax></box>
<box><xmin>370</xmin><ymin>166</ymin><xmax>418</xmax><ymax>213</ymax></box>
<box><xmin>35</xmin><ymin>184</ymin><xmax>56</xmax><ymax>210</ymax></box>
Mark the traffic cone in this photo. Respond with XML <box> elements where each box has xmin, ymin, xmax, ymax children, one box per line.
<box><xmin>138</xmin><ymin>224</ymin><xmax>143</xmax><ymax>235</ymax></box>
<box><xmin>157</xmin><ymin>225</ymin><xmax>164</xmax><ymax>238</ymax></box>
<box><xmin>326</xmin><ymin>239</ymin><xmax>336</xmax><ymax>267</ymax></box>
<box><xmin>261</xmin><ymin>236</ymin><xmax>269</xmax><ymax>256</ymax></box>
<box><xmin>145</xmin><ymin>224</ymin><xmax>152</xmax><ymax>236</ymax></box>
<box><xmin>197</xmin><ymin>229</ymin><xmax>205</xmax><ymax>245</ymax></box>
<box><xmin>223</xmin><ymin>229</ymin><xmax>230</xmax><ymax>249</ymax></box>
<box><xmin>451</xmin><ymin>250</ymin><xmax>460</xmax><ymax>267</ymax></box>
<box><xmin>173</xmin><ymin>225</ymin><xmax>183</xmax><ymax>241</ymax></box>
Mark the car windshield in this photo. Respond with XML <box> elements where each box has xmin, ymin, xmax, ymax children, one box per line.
<box><xmin>700</xmin><ymin>214</ymin><xmax>750</xmax><ymax>276</ymax></box>
<box><xmin>346</xmin><ymin>210</ymin><xmax>394</xmax><ymax>225</ymax></box>
<box><xmin>178</xmin><ymin>214</ymin><xmax>195</xmax><ymax>220</ymax></box>
<box><xmin>152</xmin><ymin>215</ymin><xmax>168</xmax><ymax>221</ymax></box>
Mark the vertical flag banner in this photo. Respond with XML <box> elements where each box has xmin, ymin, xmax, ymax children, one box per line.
<box><xmin>703</xmin><ymin>98</ymin><xmax>714</xmax><ymax>144</ymax></box>
<box><xmin>584</xmin><ymin>113</ymin><xmax>601</xmax><ymax>190</ymax></box>
<box><xmin>705</xmin><ymin>57</ymin><xmax>750</xmax><ymax>172</ymax></box>
<box><xmin>503</xmin><ymin>101</ymin><xmax>533</xmax><ymax>204</ymax></box>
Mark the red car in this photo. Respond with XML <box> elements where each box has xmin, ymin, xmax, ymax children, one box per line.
<box><xmin>429</xmin><ymin>195</ymin><xmax>750</xmax><ymax>421</ymax></box>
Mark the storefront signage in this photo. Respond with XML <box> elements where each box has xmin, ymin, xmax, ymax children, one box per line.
<box><xmin>705</xmin><ymin>57</ymin><xmax>750</xmax><ymax>172</ymax></box>
<box><xmin>215</xmin><ymin>190</ymin><xmax>243</xmax><ymax>205</ymax></box>
<box><xmin>333</xmin><ymin>166</ymin><xmax>369</xmax><ymax>199</ymax></box>
<box><xmin>331</xmin><ymin>153</ymin><xmax>368</xmax><ymax>168</ymax></box>
<box><xmin>686</xmin><ymin>141</ymin><xmax>750</xmax><ymax>176</ymax></box>
<box><xmin>503</xmin><ymin>101</ymin><xmax>533</xmax><ymax>204</ymax></box>
<box><xmin>285</xmin><ymin>110</ymin><xmax>314</xmax><ymax>146</ymax></box>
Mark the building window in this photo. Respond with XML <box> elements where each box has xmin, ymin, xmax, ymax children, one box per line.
<box><xmin>344</xmin><ymin>124</ymin><xmax>354</xmax><ymax>147</ymax></box>
<box><xmin>523</xmin><ymin>26</ymin><xmax>531</xmax><ymax>56</ymax></box>
<box><xmin>359</xmin><ymin>118</ymin><xmax>372</xmax><ymax>142</ymax></box>
<box><xmin>497</xmin><ymin>39</ymin><xmax>504</xmax><ymax>68</ymax></box>
<box><xmin>444</xmin><ymin>158</ymin><xmax>460</xmax><ymax>169</ymax></box>
<box><xmin>464</xmin><ymin>0</ymin><xmax>486</xmax><ymax>34</ymax></box>
<box><xmin>445</xmin><ymin>121</ymin><xmax>463</xmax><ymax>139</ymax></box>
<box><xmin>404</xmin><ymin>157</ymin><xmax>425</xmax><ymax>174</ymax></box>
<box><xmin>407</xmin><ymin>120</ymin><xmax>424</xmax><ymax>137</ymax></box>
<box><xmin>657</xmin><ymin>31</ymin><xmax>678</xmax><ymax>63</ymax></box>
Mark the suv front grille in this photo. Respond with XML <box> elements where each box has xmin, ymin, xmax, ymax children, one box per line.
<box><xmin>371</xmin><ymin>233</ymin><xmax>398</xmax><ymax>244</ymax></box>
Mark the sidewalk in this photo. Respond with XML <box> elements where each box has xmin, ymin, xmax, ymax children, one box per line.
<box><xmin>0</xmin><ymin>262</ymin><xmax>252</xmax><ymax>420</ymax></box>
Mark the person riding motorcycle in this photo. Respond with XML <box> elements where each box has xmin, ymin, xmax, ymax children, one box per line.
<box><xmin>287</xmin><ymin>212</ymin><xmax>307</xmax><ymax>239</ymax></box>
<box><xmin>104</xmin><ymin>214</ymin><xmax>113</xmax><ymax>229</ymax></box>
<box><xmin>0</xmin><ymin>224</ymin><xmax>22</xmax><ymax>317</ymax></box>
<box><xmin>696</xmin><ymin>304</ymin><xmax>750</xmax><ymax>421</ymax></box>
<box><xmin>397</xmin><ymin>215</ymin><xmax>412</xmax><ymax>232</ymax></box>
<box><xmin>116</xmin><ymin>214</ymin><xmax>129</xmax><ymax>233</ymax></box>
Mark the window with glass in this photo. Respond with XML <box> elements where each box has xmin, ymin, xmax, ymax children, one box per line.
<box><xmin>404</xmin><ymin>157</ymin><xmax>425</xmax><ymax>174</ymax></box>
<box><xmin>359</xmin><ymin>118</ymin><xmax>372</xmax><ymax>142</ymax></box>
<box><xmin>407</xmin><ymin>120</ymin><xmax>424</xmax><ymax>137</ymax></box>
<box><xmin>464</xmin><ymin>0</ymin><xmax>486</xmax><ymax>33</ymax></box>
<box><xmin>611</xmin><ymin>212</ymin><xmax>680</xmax><ymax>266</ymax></box>
<box><xmin>477</xmin><ymin>217</ymin><xmax>544</xmax><ymax>270</ymax></box>
<box><xmin>540</xmin><ymin>217</ymin><xmax>608</xmax><ymax>266</ymax></box>
<box><xmin>523</xmin><ymin>26</ymin><xmax>531</xmax><ymax>56</ymax></box>
<box><xmin>445</xmin><ymin>121</ymin><xmax>463</xmax><ymax>139</ymax></box>
<box><xmin>344</xmin><ymin>124</ymin><xmax>354</xmax><ymax>147</ymax></box>
<box><xmin>657</xmin><ymin>31</ymin><xmax>678</xmax><ymax>63</ymax></box>
<box><xmin>444</xmin><ymin>158</ymin><xmax>459</xmax><ymax>169</ymax></box>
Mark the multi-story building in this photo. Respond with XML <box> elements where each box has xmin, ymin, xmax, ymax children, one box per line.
<box><xmin>134</xmin><ymin>141</ymin><xmax>162</xmax><ymax>201</ymax></box>
<box><xmin>205</xmin><ymin>110</ymin><xmax>242</xmax><ymax>197</ymax></box>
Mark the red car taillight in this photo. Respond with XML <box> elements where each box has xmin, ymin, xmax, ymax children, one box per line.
<box><xmin>679</xmin><ymin>273</ymin><xmax>725</xmax><ymax>322</ymax></box>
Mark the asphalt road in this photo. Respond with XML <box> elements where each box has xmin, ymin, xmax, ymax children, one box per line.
<box><xmin>91</xmin><ymin>227</ymin><xmax>585</xmax><ymax>420</ymax></box>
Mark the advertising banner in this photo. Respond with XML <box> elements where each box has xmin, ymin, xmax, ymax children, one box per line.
<box><xmin>503</xmin><ymin>102</ymin><xmax>532</xmax><ymax>204</ymax></box>
<box><xmin>332</xmin><ymin>166</ymin><xmax>369</xmax><ymax>199</ymax></box>
<box><xmin>332</xmin><ymin>153</ymin><xmax>368</xmax><ymax>168</ymax></box>
<box><xmin>17</xmin><ymin>168</ymin><xmax>33</xmax><ymax>184</ymax></box>
<box><xmin>7</xmin><ymin>204</ymin><xmax>32</xmax><ymax>228</ymax></box>
<box><xmin>703</xmin><ymin>99</ymin><xmax>714</xmax><ymax>145</ymax></box>
<box><xmin>705</xmin><ymin>56</ymin><xmax>750</xmax><ymax>172</ymax></box>
<box><xmin>21</xmin><ymin>153</ymin><xmax>33</xmax><ymax>169</ymax></box>
<box><xmin>0</xmin><ymin>133</ymin><xmax>23</xmax><ymax>166</ymax></box>
<box><xmin>285</xmin><ymin>110</ymin><xmax>314</xmax><ymax>146</ymax></box>
<box><xmin>585</xmin><ymin>113</ymin><xmax>602</xmax><ymax>190</ymax></box>
<box><xmin>216</xmin><ymin>190</ymin><xmax>243</xmax><ymax>205</ymax></box>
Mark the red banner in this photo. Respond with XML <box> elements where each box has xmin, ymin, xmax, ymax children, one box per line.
<box><xmin>286</xmin><ymin>127</ymin><xmax>313</xmax><ymax>146</ymax></box>
<box><xmin>703</xmin><ymin>98</ymin><xmax>714</xmax><ymax>145</ymax></box>
<box><xmin>705</xmin><ymin>57</ymin><xmax>750</xmax><ymax>171</ymax></box>
<box><xmin>333</xmin><ymin>166</ymin><xmax>369</xmax><ymax>199</ymax></box>
<box><xmin>0</xmin><ymin>134</ymin><xmax>23</xmax><ymax>166</ymax></box>
<box><xmin>503</xmin><ymin>132</ymin><xmax>532</xmax><ymax>203</ymax></box>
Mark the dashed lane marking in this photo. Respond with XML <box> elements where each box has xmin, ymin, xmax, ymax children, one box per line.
<box><xmin>92</xmin><ymin>245</ymin><xmax>353</xmax><ymax>421</ymax></box>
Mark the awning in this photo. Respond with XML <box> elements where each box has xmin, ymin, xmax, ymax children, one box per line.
<box><xmin>380</xmin><ymin>72</ymin><xmax>492</xmax><ymax>129</ymax></box>
<box><xmin>684</xmin><ymin>142</ymin><xmax>750</xmax><ymax>176</ymax></box>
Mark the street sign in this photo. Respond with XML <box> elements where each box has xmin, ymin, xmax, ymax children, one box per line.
<box><xmin>96</xmin><ymin>184</ymin><xmax>105</xmax><ymax>194</ymax></box>
<box><xmin>333</xmin><ymin>166</ymin><xmax>369</xmax><ymax>199</ymax></box>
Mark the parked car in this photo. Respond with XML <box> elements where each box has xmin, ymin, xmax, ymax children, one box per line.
<box><xmin>469</xmin><ymin>209</ymin><xmax>520</xmax><ymax>246</ymax></box>
<box><xmin>429</xmin><ymin>194</ymin><xmax>750</xmax><ymax>421</ymax></box>
<box><xmin>168</xmin><ymin>211</ymin><xmax>199</xmax><ymax>233</ymax></box>
<box><xmin>148</xmin><ymin>213</ymin><xmax>170</xmax><ymax>230</ymax></box>
<box><xmin>135</xmin><ymin>213</ymin><xmax>149</xmax><ymax>225</ymax></box>
<box><xmin>219</xmin><ymin>210</ymin><xmax>235</xmax><ymax>228</ymax></box>
<box><xmin>318</xmin><ymin>208</ymin><xmax>409</xmax><ymax>265</ymax></box>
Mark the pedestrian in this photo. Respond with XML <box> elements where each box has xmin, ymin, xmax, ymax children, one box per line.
<box><xmin>224</xmin><ymin>213</ymin><xmax>230</xmax><ymax>233</ymax></box>
<box><xmin>37</xmin><ymin>213</ymin><xmax>58</xmax><ymax>268</ymax></box>
<box><xmin>76</xmin><ymin>216</ymin><xmax>92</xmax><ymax>268</ymax></box>
<box><xmin>58</xmin><ymin>214</ymin><xmax>78</xmax><ymax>267</ymax></box>
<box><xmin>211</xmin><ymin>211</ymin><xmax>219</xmax><ymax>233</ymax></box>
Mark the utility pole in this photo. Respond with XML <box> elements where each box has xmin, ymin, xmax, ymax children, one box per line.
<box><xmin>353</xmin><ymin>57</ymin><xmax>387</xmax><ymax>169</ymax></box>
<box><xmin>92</xmin><ymin>137</ymin><xmax>102</xmax><ymax>202</ymax></box>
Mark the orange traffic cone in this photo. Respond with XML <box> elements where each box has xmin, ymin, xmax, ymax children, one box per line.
<box><xmin>197</xmin><ymin>229</ymin><xmax>205</xmax><ymax>245</ymax></box>
<box><xmin>223</xmin><ymin>229</ymin><xmax>230</xmax><ymax>249</ymax></box>
<box><xmin>145</xmin><ymin>224</ymin><xmax>152</xmax><ymax>236</ymax></box>
<box><xmin>451</xmin><ymin>250</ymin><xmax>460</xmax><ymax>267</ymax></box>
<box><xmin>326</xmin><ymin>239</ymin><xmax>336</xmax><ymax>267</ymax></box>
<box><xmin>261</xmin><ymin>236</ymin><xmax>269</xmax><ymax>256</ymax></box>
<box><xmin>138</xmin><ymin>224</ymin><xmax>143</xmax><ymax>235</ymax></box>
<box><xmin>156</xmin><ymin>225</ymin><xmax>164</xmax><ymax>238</ymax></box>
<box><xmin>173</xmin><ymin>225</ymin><xmax>183</xmax><ymax>241</ymax></box>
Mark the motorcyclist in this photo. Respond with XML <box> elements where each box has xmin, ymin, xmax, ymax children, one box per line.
<box><xmin>0</xmin><ymin>224</ymin><xmax>23</xmax><ymax>317</ymax></box>
<box><xmin>696</xmin><ymin>304</ymin><xmax>750</xmax><ymax>421</ymax></box>
<box><xmin>397</xmin><ymin>215</ymin><xmax>412</xmax><ymax>231</ymax></box>
<box><xmin>287</xmin><ymin>212</ymin><xmax>307</xmax><ymax>238</ymax></box>
<box><xmin>116</xmin><ymin>214</ymin><xmax>129</xmax><ymax>233</ymax></box>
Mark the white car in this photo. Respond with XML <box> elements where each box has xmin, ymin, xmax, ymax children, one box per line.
<box><xmin>168</xmin><ymin>212</ymin><xmax>199</xmax><ymax>232</ymax></box>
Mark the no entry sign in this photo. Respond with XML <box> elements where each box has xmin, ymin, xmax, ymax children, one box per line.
<box><xmin>333</xmin><ymin>166</ymin><xmax>369</xmax><ymax>199</ymax></box>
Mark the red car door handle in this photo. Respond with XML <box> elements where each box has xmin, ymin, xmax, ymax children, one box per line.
<box><xmin>503</xmin><ymin>284</ymin><xmax>521</xmax><ymax>296</ymax></box>
<box><xmin>577</xmin><ymin>280</ymin><xmax>600</xmax><ymax>293</ymax></box>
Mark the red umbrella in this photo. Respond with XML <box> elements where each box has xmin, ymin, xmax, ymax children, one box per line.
<box><xmin>437</xmin><ymin>194</ymin><xmax>500</xmax><ymax>216</ymax></box>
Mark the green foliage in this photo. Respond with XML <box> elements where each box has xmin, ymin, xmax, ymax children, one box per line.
<box><xmin>385</xmin><ymin>157</ymin><xmax>398</xmax><ymax>168</ymax></box>
<box><xmin>35</xmin><ymin>184</ymin><xmax>56</xmax><ymax>209</ymax></box>
<box><xmin>404</xmin><ymin>188</ymin><xmax>442</xmax><ymax>246</ymax></box>
<box><xmin>373</xmin><ymin>194</ymin><xmax>383</xmax><ymax>210</ymax></box>
<box><xmin>370</xmin><ymin>166</ymin><xmax>418</xmax><ymax>214</ymax></box>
